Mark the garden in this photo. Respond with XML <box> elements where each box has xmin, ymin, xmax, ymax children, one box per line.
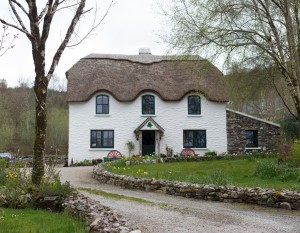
<box><xmin>103</xmin><ymin>142</ymin><xmax>300</xmax><ymax>192</ymax></box>
<box><xmin>0</xmin><ymin>159</ymin><xmax>85</xmax><ymax>233</ymax></box>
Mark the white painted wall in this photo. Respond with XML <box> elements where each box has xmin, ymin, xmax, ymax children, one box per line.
<box><xmin>68</xmin><ymin>92</ymin><xmax>227</xmax><ymax>163</ymax></box>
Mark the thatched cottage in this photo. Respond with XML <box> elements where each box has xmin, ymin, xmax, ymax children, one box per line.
<box><xmin>66</xmin><ymin>49</ymin><xmax>280</xmax><ymax>163</ymax></box>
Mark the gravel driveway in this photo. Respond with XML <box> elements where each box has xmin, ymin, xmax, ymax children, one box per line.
<box><xmin>59</xmin><ymin>166</ymin><xmax>300</xmax><ymax>233</ymax></box>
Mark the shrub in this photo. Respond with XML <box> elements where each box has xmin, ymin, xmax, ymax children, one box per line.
<box><xmin>254</xmin><ymin>159</ymin><xmax>300</xmax><ymax>181</ymax></box>
<box><xmin>204</xmin><ymin>151</ymin><xmax>217</xmax><ymax>157</ymax></box>
<box><xmin>288</xmin><ymin>140</ymin><xmax>300</xmax><ymax>167</ymax></box>
<box><xmin>166</xmin><ymin>145</ymin><xmax>174</xmax><ymax>157</ymax></box>
<box><xmin>0</xmin><ymin>160</ymin><xmax>74</xmax><ymax>209</ymax></box>
<box><xmin>71</xmin><ymin>159</ymin><xmax>94</xmax><ymax>167</ymax></box>
<box><xmin>0</xmin><ymin>159</ymin><xmax>7</xmax><ymax>185</ymax></box>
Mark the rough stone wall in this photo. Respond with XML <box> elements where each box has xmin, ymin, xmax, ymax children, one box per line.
<box><xmin>63</xmin><ymin>192</ymin><xmax>136</xmax><ymax>233</ymax></box>
<box><xmin>94</xmin><ymin>166</ymin><xmax>300</xmax><ymax>211</ymax></box>
<box><xmin>226</xmin><ymin>110</ymin><xmax>280</xmax><ymax>154</ymax></box>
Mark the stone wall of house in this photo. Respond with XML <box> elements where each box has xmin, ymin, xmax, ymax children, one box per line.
<box><xmin>226</xmin><ymin>109</ymin><xmax>280</xmax><ymax>154</ymax></box>
<box><xmin>94</xmin><ymin>166</ymin><xmax>300</xmax><ymax>211</ymax></box>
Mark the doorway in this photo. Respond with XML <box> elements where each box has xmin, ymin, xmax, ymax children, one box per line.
<box><xmin>142</xmin><ymin>130</ymin><xmax>155</xmax><ymax>156</ymax></box>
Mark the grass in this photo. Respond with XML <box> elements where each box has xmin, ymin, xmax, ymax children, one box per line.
<box><xmin>78</xmin><ymin>187</ymin><xmax>154</xmax><ymax>204</ymax></box>
<box><xmin>0</xmin><ymin>208</ymin><xmax>86</xmax><ymax>233</ymax></box>
<box><xmin>105</xmin><ymin>157</ymin><xmax>300</xmax><ymax>190</ymax></box>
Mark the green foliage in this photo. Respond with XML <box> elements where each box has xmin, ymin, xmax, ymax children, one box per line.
<box><xmin>105</xmin><ymin>157</ymin><xmax>299</xmax><ymax>190</ymax></box>
<box><xmin>125</xmin><ymin>140</ymin><xmax>135</xmax><ymax>157</ymax></box>
<box><xmin>165</xmin><ymin>145</ymin><xmax>174</xmax><ymax>157</ymax></box>
<box><xmin>0</xmin><ymin>86</ymin><xmax>68</xmax><ymax>155</ymax></box>
<box><xmin>0</xmin><ymin>208</ymin><xmax>86</xmax><ymax>233</ymax></box>
<box><xmin>202</xmin><ymin>170</ymin><xmax>232</xmax><ymax>186</ymax></box>
<box><xmin>204</xmin><ymin>151</ymin><xmax>217</xmax><ymax>157</ymax></box>
<box><xmin>280</xmin><ymin>116</ymin><xmax>299</xmax><ymax>141</ymax></box>
<box><xmin>104</xmin><ymin>154</ymin><xmax>158</xmax><ymax>170</ymax></box>
<box><xmin>288</xmin><ymin>140</ymin><xmax>300</xmax><ymax>167</ymax></box>
<box><xmin>254</xmin><ymin>159</ymin><xmax>299</xmax><ymax>182</ymax></box>
<box><xmin>0</xmin><ymin>160</ymin><xmax>74</xmax><ymax>209</ymax></box>
<box><xmin>71</xmin><ymin>159</ymin><xmax>94</xmax><ymax>167</ymax></box>
<box><xmin>0</xmin><ymin>159</ymin><xmax>7</xmax><ymax>185</ymax></box>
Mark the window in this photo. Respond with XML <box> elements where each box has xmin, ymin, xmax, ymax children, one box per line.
<box><xmin>142</xmin><ymin>95</ymin><xmax>155</xmax><ymax>115</ymax></box>
<box><xmin>91</xmin><ymin>130</ymin><xmax>114</xmax><ymax>148</ymax></box>
<box><xmin>188</xmin><ymin>96</ymin><xmax>201</xmax><ymax>115</ymax></box>
<box><xmin>246</xmin><ymin>130</ymin><xmax>258</xmax><ymax>148</ymax></box>
<box><xmin>183</xmin><ymin>130</ymin><xmax>206</xmax><ymax>148</ymax></box>
<box><xmin>96</xmin><ymin>95</ymin><xmax>109</xmax><ymax>114</ymax></box>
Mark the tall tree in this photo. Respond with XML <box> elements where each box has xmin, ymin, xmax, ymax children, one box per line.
<box><xmin>0</xmin><ymin>0</ymin><xmax>112</xmax><ymax>185</ymax></box>
<box><xmin>162</xmin><ymin>0</ymin><xmax>300</xmax><ymax>133</ymax></box>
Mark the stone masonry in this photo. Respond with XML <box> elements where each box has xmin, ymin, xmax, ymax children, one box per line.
<box><xmin>226</xmin><ymin>109</ymin><xmax>280</xmax><ymax>154</ymax></box>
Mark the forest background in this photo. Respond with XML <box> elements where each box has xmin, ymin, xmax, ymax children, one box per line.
<box><xmin>0</xmin><ymin>66</ymin><xmax>297</xmax><ymax>156</ymax></box>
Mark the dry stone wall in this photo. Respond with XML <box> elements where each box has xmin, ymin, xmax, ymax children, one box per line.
<box><xmin>63</xmin><ymin>192</ymin><xmax>137</xmax><ymax>233</ymax></box>
<box><xmin>94</xmin><ymin>166</ymin><xmax>300</xmax><ymax>211</ymax></box>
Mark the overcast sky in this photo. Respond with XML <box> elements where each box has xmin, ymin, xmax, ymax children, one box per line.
<box><xmin>0</xmin><ymin>0</ymin><xmax>169</xmax><ymax>88</ymax></box>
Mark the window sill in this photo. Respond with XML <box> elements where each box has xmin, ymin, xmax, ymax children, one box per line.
<box><xmin>183</xmin><ymin>148</ymin><xmax>208</xmax><ymax>150</ymax></box>
<box><xmin>245</xmin><ymin>147</ymin><xmax>261</xmax><ymax>150</ymax></box>
<box><xmin>140</xmin><ymin>115</ymin><xmax>156</xmax><ymax>117</ymax></box>
<box><xmin>95</xmin><ymin>114</ymin><xmax>111</xmax><ymax>117</ymax></box>
<box><xmin>89</xmin><ymin>148</ymin><xmax>114</xmax><ymax>151</ymax></box>
<box><xmin>187</xmin><ymin>115</ymin><xmax>203</xmax><ymax>117</ymax></box>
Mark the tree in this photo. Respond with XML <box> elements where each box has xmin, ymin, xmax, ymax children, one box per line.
<box><xmin>162</xmin><ymin>0</ymin><xmax>300</xmax><ymax>135</ymax></box>
<box><xmin>0</xmin><ymin>0</ymin><xmax>112</xmax><ymax>185</ymax></box>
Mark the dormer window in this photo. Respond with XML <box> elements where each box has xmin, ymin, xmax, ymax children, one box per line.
<box><xmin>96</xmin><ymin>95</ymin><xmax>109</xmax><ymax>114</ymax></box>
<box><xmin>188</xmin><ymin>95</ymin><xmax>201</xmax><ymax>115</ymax></box>
<box><xmin>142</xmin><ymin>95</ymin><xmax>155</xmax><ymax>115</ymax></box>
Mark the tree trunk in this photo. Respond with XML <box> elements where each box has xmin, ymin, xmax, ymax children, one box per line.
<box><xmin>32</xmin><ymin>75</ymin><xmax>48</xmax><ymax>185</ymax></box>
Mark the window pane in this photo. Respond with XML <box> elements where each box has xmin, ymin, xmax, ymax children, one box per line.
<box><xmin>102</xmin><ymin>96</ymin><xmax>109</xmax><ymax>104</ymax></box>
<box><xmin>91</xmin><ymin>131</ymin><xmax>97</xmax><ymax>147</ymax></box>
<box><xmin>96</xmin><ymin>95</ymin><xmax>109</xmax><ymax>114</ymax></box>
<box><xmin>188</xmin><ymin>96</ymin><xmax>201</xmax><ymax>114</ymax></box>
<box><xmin>102</xmin><ymin>105</ymin><xmax>109</xmax><ymax>114</ymax></box>
<box><xmin>183</xmin><ymin>131</ymin><xmax>193</xmax><ymax>147</ymax></box>
<box><xmin>183</xmin><ymin>130</ymin><xmax>206</xmax><ymax>148</ymax></box>
<box><xmin>142</xmin><ymin>95</ymin><xmax>155</xmax><ymax>114</ymax></box>
<box><xmin>91</xmin><ymin>130</ymin><xmax>113</xmax><ymax>148</ymax></box>
<box><xmin>246</xmin><ymin>130</ymin><xmax>258</xmax><ymax>147</ymax></box>
<box><xmin>102</xmin><ymin>130</ymin><xmax>113</xmax><ymax>147</ymax></box>
<box><xmin>195</xmin><ymin>130</ymin><xmax>206</xmax><ymax>148</ymax></box>
<box><xmin>97</xmin><ymin>96</ymin><xmax>103</xmax><ymax>104</ymax></box>
<box><xmin>97</xmin><ymin>105</ymin><xmax>103</xmax><ymax>113</ymax></box>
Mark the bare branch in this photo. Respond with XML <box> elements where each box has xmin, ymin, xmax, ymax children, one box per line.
<box><xmin>8</xmin><ymin>0</ymin><xmax>30</xmax><ymax>34</ymax></box>
<box><xmin>0</xmin><ymin>18</ymin><xmax>32</xmax><ymax>39</ymax></box>
<box><xmin>47</xmin><ymin>0</ymin><xmax>87</xmax><ymax>78</ymax></box>
<box><xmin>67</xmin><ymin>0</ymin><xmax>114</xmax><ymax>47</ymax></box>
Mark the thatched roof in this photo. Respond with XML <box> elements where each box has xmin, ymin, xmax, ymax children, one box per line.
<box><xmin>66</xmin><ymin>53</ymin><xmax>229</xmax><ymax>102</ymax></box>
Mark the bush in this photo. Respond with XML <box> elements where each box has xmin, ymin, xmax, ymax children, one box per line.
<box><xmin>71</xmin><ymin>159</ymin><xmax>94</xmax><ymax>167</ymax></box>
<box><xmin>204</xmin><ymin>151</ymin><xmax>217</xmax><ymax>157</ymax></box>
<box><xmin>0</xmin><ymin>160</ymin><xmax>74</xmax><ymax>209</ymax></box>
<box><xmin>0</xmin><ymin>159</ymin><xmax>7</xmax><ymax>185</ymax></box>
<box><xmin>254</xmin><ymin>159</ymin><xmax>300</xmax><ymax>181</ymax></box>
<box><xmin>288</xmin><ymin>140</ymin><xmax>300</xmax><ymax>167</ymax></box>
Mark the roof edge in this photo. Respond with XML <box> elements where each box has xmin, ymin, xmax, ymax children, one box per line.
<box><xmin>226</xmin><ymin>108</ymin><xmax>280</xmax><ymax>127</ymax></box>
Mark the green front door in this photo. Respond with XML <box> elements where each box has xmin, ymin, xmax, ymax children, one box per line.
<box><xmin>142</xmin><ymin>130</ymin><xmax>155</xmax><ymax>156</ymax></box>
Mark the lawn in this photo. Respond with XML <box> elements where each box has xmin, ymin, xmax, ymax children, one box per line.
<box><xmin>105</xmin><ymin>157</ymin><xmax>300</xmax><ymax>191</ymax></box>
<box><xmin>0</xmin><ymin>208</ymin><xmax>86</xmax><ymax>233</ymax></box>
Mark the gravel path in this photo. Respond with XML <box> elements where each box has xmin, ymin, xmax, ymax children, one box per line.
<box><xmin>59</xmin><ymin>166</ymin><xmax>300</xmax><ymax>233</ymax></box>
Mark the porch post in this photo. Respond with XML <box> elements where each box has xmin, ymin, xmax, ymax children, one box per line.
<box><xmin>139</xmin><ymin>131</ymin><xmax>142</xmax><ymax>156</ymax></box>
<box><xmin>155</xmin><ymin>130</ymin><xmax>160</xmax><ymax>157</ymax></box>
